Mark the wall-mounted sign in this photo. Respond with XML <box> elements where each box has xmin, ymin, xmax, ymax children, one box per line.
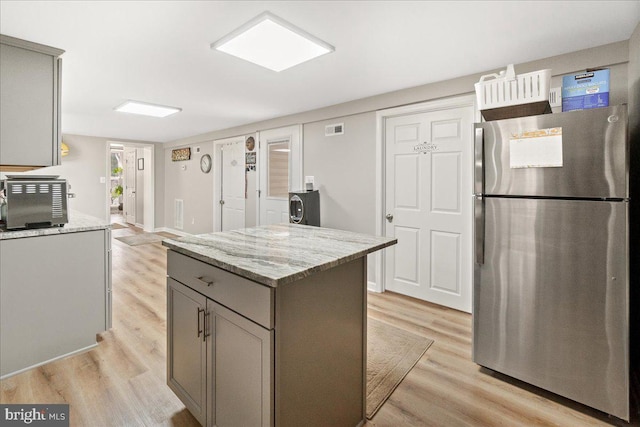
<box><xmin>413</xmin><ymin>142</ymin><xmax>438</xmax><ymax>154</ymax></box>
<box><xmin>172</xmin><ymin>147</ymin><xmax>191</xmax><ymax>161</ymax></box>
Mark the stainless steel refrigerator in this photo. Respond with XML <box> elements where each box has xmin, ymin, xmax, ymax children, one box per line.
<box><xmin>473</xmin><ymin>105</ymin><xmax>629</xmax><ymax>421</ymax></box>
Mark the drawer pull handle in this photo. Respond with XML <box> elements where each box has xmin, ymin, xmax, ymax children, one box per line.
<box><xmin>195</xmin><ymin>276</ymin><xmax>214</xmax><ymax>287</ymax></box>
<box><xmin>197</xmin><ymin>307</ymin><xmax>204</xmax><ymax>338</ymax></box>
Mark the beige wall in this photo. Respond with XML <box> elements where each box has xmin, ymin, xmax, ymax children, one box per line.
<box><xmin>303</xmin><ymin>113</ymin><xmax>376</xmax><ymax>234</ymax></box>
<box><xmin>163</xmin><ymin>141</ymin><xmax>214</xmax><ymax>234</ymax></box>
<box><xmin>161</xmin><ymin>41</ymin><xmax>631</xmax><ymax>236</ymax></box>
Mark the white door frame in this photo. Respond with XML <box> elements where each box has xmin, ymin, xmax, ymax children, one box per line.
<box><xmin>256</xmin><ymin>124</ymin><xmax>303</xmax><ymax>226</ymax></box>
<box><xmin>373</xmin><ymin>95</ymin><xmax>479</xmax><ymax>293</ymax></box>
<box><xmin>123</xmin><ymin>147</ymin><xmax>137</xmax><ymax>225</ymax></box>
<box><xmin>105</xmin><ymin>140</ymin><xmax>155</xmax><ymax>232</ymax></box>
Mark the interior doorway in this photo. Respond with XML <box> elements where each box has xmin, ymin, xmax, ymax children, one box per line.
<box><xmin>124</xmin><ymin>148</ymin><xmax>137</xmax><ymax>225</ymax></box>
<box><xmin>376</xmin><ymin>95</ymin><xmax>477</xmax><ymax>313</ymax></box>
<box><xmin>109</xmin><ymin>146</ymin><xmax>124</xmax><ymax>224</ymax></box>
<box><xmin>107</xmin><ymin>141</ymin><xmax>155</xmax><ymax>231</ymax></box>
<box><xmin>257</xmin><ymin>125</ymin><xmax>302</xmax><ymax>225</ymax></box>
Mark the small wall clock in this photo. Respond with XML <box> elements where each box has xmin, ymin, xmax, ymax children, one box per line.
<box><xmin>245</xmin><ymin>136</ymin><xmax>255</xmax><ymax>151</ymax></box>
<box><xmin>200</xmin><ymin>154</ymin><xmax>212</xmax><ymax>173</ymax></box>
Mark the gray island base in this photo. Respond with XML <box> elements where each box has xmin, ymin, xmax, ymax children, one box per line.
<box><xmin>163</xmin><ymin>224</ymin><xmax>396</xmax><ymax>427</ymax></box>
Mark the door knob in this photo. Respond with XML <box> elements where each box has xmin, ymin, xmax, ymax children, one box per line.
<box><xmin>386</xmin><ymin>214</ymin><xmax>393</xmax><ymax>223</ymax></box>
<box><xmin>219</xmin><ymin>200</ymin><xmax>225</xmax><ymax>205</ymax></box>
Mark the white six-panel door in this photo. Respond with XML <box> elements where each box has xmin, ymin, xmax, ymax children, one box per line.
<box><xmin>221</xmin><ymin>139</ymin><xmax>245</xmax><ymax>231</ymax></box>
<box><xmin>384</xmin><ymin>105</ymin><xmax>474</xmax><ymax>312</ymax></box>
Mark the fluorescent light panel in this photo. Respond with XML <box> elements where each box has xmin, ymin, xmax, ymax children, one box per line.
<box><xmin>211</xmin><ymin>12</ymin><xmax>334</xmax><ymax>72</ymax></box>
<box><xmin>115</xmin><ymin>100</ymin><xmax>181</xmax><ymax>118</ymax></box>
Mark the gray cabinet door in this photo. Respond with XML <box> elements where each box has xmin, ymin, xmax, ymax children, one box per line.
<box><xmin>167</xmin><ymin>278</ymin><xmax>207</xmax><ymax>425</ymax></box>
<box><xmin>207</xmin><ymin>300</ymin><xmax>273</xmax><ymax>427</ymax></box>
<box><xmin>0</xmin><ymin>230</ymin><xmax>107</xmax><ymax>377</ymax></box>
<box><xmin>0</xmin><ymin>36</ymin><xmax>62</xmax><ymax>167</ymax></box>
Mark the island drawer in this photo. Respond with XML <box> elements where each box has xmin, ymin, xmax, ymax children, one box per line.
<box><xmin>167</xmin><ymin>250</ymin><xmax>274</xmax><ymax>329</ymax></box>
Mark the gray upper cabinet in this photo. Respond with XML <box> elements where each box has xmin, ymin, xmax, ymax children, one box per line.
<box><xmin>0</xmin><ymin>34</ymin><xmax>64</xmax><ymax>171</ymax></box>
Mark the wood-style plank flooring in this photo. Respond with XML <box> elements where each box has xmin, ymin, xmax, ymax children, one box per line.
<box><xmin>1</xmin><ymin>224</ymin><xmax>636</xmax><ymax>426</ymax></box>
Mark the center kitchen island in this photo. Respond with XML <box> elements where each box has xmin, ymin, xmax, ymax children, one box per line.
<box><xmin>162</xmin><ymin>224</ymin><xmax>396</xmax><ymax>427</ymax></box>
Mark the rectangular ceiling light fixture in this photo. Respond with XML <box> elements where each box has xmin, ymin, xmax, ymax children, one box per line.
<box><xmin>211</xmin><ymin>11</ymin><xmax>334</xmax><ymax>72</ymax></box>
<box><xmin>115</xmin><ymin>100</ymin><xmax>182</xmax><ymax>118</ymax></box>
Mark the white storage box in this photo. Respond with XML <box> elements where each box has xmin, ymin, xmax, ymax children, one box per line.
<box><xmin>475</xmin><ymin>64</ymin><xmax>551</xmax><ymax>111</ymax></box>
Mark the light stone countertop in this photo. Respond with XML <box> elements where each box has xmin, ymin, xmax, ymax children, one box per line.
<box><xmin>0</xmin><ymin>211</ymin><xmax>110</xmax><ymax>240</ymax></box>
<box><xmin>162</xmin><ymin>224</ymin><xmax>397</xmax><ymax>287</ymax></box>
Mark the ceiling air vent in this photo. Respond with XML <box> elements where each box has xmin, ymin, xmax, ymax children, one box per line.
<box><xmin>325</xmin><ymin>123</ymin><xmax>344</xmax><ymax>137</ymax></box>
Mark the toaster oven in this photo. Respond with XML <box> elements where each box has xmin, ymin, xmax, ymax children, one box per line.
<box><xmin>0</xmin><ymin>176</ymin><xmax>68</xmax><ymax>230</ymax></box>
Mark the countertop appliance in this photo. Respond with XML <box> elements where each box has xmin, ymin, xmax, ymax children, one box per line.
<box><xmin>289</xmin><ymin>190</ymin><xmax>320</xmax><ymax>226</ymax></box>
<box><xmin>473</xmin><ymin>105</ymin><xmax>630</xmax><ymax>421</ymax></box>
<box><xmin>0</xmin><ymin>175</ymin><xmax>68</xmax><ymax>230</ymax></box>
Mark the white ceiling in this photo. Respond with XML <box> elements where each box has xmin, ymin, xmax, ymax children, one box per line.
<box><xmin>1</xmin><ymin>1</ymin><xmax>639</xmax><ymax>143</ymax></box>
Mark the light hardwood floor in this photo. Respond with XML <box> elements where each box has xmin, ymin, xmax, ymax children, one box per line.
<box><xmin>1</xmin><ymin>225</ymin><xmax>636</xmax><ymax>426</ymax></box>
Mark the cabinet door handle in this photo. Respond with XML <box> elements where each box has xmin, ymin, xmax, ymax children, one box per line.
<box><xmin>203</xmin><ymin>311</ymin><xmax>210</xmax><ymax>342</ymax></box>
<box><xmin>197</xmin><ymin>307</ymin><xmax>204</xmax><ymax>338</ymax></box>
<box><xmin>195</xmin><ymin>276</ymin><xmax>214</xmax><ymax>287</ymax></box>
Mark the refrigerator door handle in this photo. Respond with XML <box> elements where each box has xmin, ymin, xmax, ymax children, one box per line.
<box><xmin>474</xmin><ymin>127</ymin><xmax>484</xmax><ymax>195</ymax></box>
<box><xmin>474</xmin><ymin>195</ymin><xmax>484</xmax><ymax>265</ymax></box>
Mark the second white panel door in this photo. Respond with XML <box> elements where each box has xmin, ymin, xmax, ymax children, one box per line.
<box><xmin>221</xmin><ymin>139</ymin><xmax>245</xmax><ymax>231</ymax></box>
<box><xmin>258</xmin><ymin>125</ymin><xmax>302</xmax><ymax>226</ymax></box>
<box><xmin>384</xmin><ymin>105</ymin><xmax>474</xmax><ymax>312</ymax></box>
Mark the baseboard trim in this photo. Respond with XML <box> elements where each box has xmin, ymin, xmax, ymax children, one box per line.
<box><xmin>367</xmin><ymin>280</ymin><xmax>382</xmax><ymax>293</ymax></box>
<box><xmin>155</xmin><ymin>227</ymin><xmax>190</xmax><ymax>237</ymax></box>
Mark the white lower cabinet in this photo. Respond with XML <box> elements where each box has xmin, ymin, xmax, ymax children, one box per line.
<box><xmin>167</xmin><ymin>278</ymin><xmax>273</xmax><ymax>427</ymax></box>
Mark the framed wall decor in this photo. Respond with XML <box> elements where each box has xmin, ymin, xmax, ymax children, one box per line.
<box><xmin>245</xmin><ymin>152</ymin><xmax>256</xmax><ymax>172</ymax></box>
<box><xmin>172</xmin><ymin>147</ymin><xmax>191</xmax><ymax>161</ymax></box>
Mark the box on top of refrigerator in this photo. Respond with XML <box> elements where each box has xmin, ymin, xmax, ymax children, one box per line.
<box><xmin>562</xmin><ymin>68</ymin><xmax>610</xmax><ymax>112</ymax></box>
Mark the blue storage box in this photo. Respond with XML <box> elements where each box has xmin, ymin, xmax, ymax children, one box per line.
<box><xmin>562</xmin><ymin>69</ymin><xmax>610</xmax><ymax>112</ymax></box>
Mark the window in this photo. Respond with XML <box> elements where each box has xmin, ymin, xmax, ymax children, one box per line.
<box><xmin>267</xmin><ymin>139</ymin><xmax>290</xmax><ymax>198</ymax></box>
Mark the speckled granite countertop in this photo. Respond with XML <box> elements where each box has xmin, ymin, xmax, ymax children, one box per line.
<box><xmin>0</xmin><ymin>211</ymin><xmax>110</xmax><ymax>240</ymax></box>
<box><xmin>162</xmin><ymin>224</ymin><xmax>397</xmax><ymax>287</ymax></box>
